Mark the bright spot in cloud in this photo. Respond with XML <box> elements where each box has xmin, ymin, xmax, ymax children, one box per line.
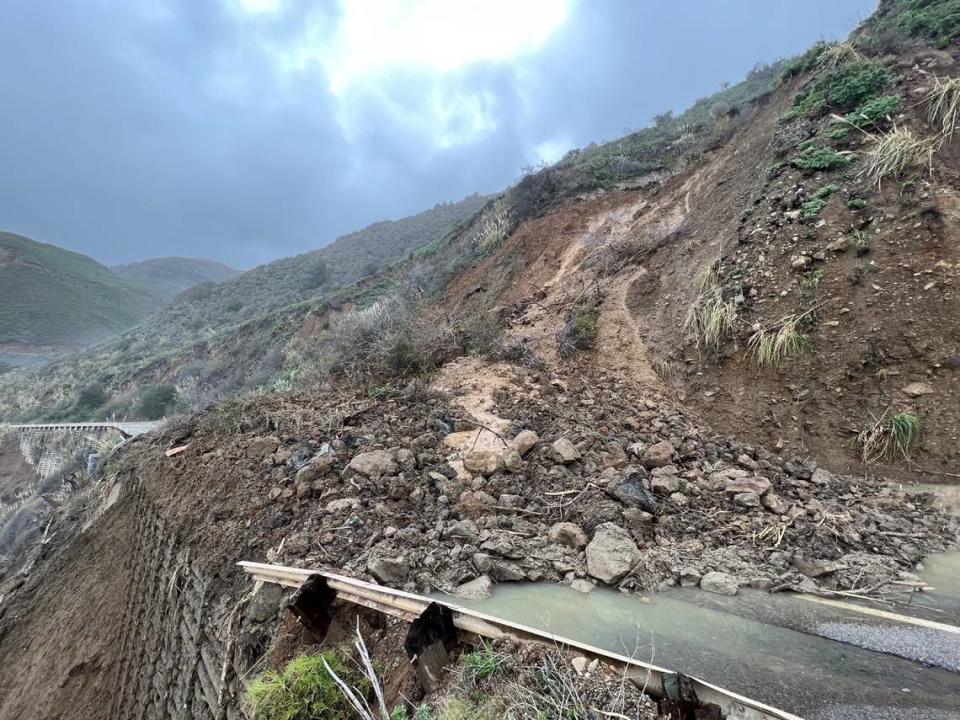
<box><xmin>535</xmin><ymin>136</ymin><xmax>570</xmax><ymax>165</ymax></box>
<box><xmin>322</xmin><ymin>0</ymin><xmax>569</xmax><ymax>94</ymax></box>
<box><xmin>237</xmin><ymin>0</ymin><xmax>282</xmax><ymax>13</ymax></box>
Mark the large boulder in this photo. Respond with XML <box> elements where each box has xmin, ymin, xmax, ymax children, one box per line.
<box><xmin>700</xmin><ymin>571</ymin><xmax>739</xmax><ymax>596</ymax></box>
<box><xmin>367</xmin><ymin>554</ymin><xmax>409</xmax><ymax>584</ymax></box>
<box><xmin>585</xmin><ymin>523</ymin><xmax>640</xmax><ymax>585</ymax></box>
<box><xmin>463</xmin><ymin>450</ymin><xmax>502</xmax><ymax>477</ymax></box>
<box><xmin>548</xmin><ymin>522</ymin><xmax>588</xmax><ymax>549</ymax></box>
<box><xmin>551</xmin><ymin>438</ymin><xmax>581</xmax><ymax>464</ymax></box>
<box><xmin>455</xmin><ymin>575</ymin><xmax>493</xmax><ymax>600</ymax></box>
<box><xmin>641</xmin><ymin>440</ymin><xmax>674</xmax><ymax>468</ymax></box>
<box><xmin>509</xmin><ymin>430</ymin><xmax>540</xmax><ymax>457</ymax></box>
<box><xmin>723</xmin><ymin>476</ymin><xmax>771</xmax><ymax>496</ymax></box>
<box><xmin>348</xmin><ymin>450</ymin><xmax>397</xmax><ymax>478</ymax></box>
<box><xmin>246</xmin><ymin>436</ymin><xmax>280</xmax><ymax>459</ymax></box>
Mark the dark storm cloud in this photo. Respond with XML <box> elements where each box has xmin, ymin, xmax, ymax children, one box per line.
<box><xmin>0</xmin><ymin>0</ymin><xmax>873</xmax><ymax>268</ymax></box>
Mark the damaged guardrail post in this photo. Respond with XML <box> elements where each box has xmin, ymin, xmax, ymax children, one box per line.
<box><xmin>404</xmin><ymin>602</ymin><xmax>458</xmax><ymax>691</ymax></box>
<box><xmin>286</xmin><ymin>574</ymin><xmax>337</xmax><ymax>640</ymax></box>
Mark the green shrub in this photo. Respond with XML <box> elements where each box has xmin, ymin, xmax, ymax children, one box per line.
<box><xmin>134</xmin><ymin>384</ymin><xmax>178</xmax><ymax>420</ymax></box>
<box><xmin>847</xmin><ymin>198</ymin><xmax>869</xmax><ymax>210</ymax></box>
<box><xmin>840</xmin><ymin>95</ymin><xmax>902</xmax><ymax>130</ymax></box>
<box><xmin>558</xmin><ymin>299</ymin><xmax>600</xmax><ymax>357</ymax></box>
<box><xmin>801</xmin><ymin>184</ymin><xmax>841</xmax><ymax>221</ymax></box>
<box><xmin>75</xmin><ymin>384</ymin><xmax>108</xmax><ymax>414</ymax></box>
<box><xmin>790</xmin><ymin>147</ymin><xmax>852</xmax><ymax>171</ymax></box>
<box><xmin>790</xmin><ymin>60</ymin><xmax>892</xmax><ymax>116</ymax></box>
<box><xmin>247</xmin><ymin>650</ymin><xmax>366</xmax><ymax>720</ymax></box>
<box><xmin>777</xmin><ymin>42</ymin><xmax>830</xmax><ymax>84</ymax></box>
<box><xmin>866</xmin><ymin>0</ymin><xmax>960</xmax><ymax>48</ymax></box>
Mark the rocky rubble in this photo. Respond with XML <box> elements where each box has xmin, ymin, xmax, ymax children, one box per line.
<box><xmin>135</xmin><ymin>376</ymin><xmax>956</xmax><ymax>602</ymax></box>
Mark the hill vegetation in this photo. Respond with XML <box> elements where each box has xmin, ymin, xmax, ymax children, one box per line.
<box><xmin>0</xmin><ymin>195</ymin><xmax>489</xmax><ymax>421</ymax></box>
<box><xmin>112</xmin><ymin>257</ymin><xmax>241</xmax><ymax>298</ymax></box>
<box><xmin>0</xmin><ymin>232</ymin><xmax>165</xmax><ymax>351</ymax></box>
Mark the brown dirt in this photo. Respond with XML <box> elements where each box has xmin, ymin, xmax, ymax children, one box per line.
<box><xmin>0</xmin><ymin>498</ymin><xmax>133</xmax><ymax>720</ymax></box>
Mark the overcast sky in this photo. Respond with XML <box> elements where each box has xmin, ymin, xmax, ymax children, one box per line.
<box><xmin>0</xmin><ymin>0</ymin><xmax>874</xmax><ymax>269</ymax></box>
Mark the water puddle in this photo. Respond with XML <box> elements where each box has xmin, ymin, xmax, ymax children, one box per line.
<box><xmin>447</xmin><ymin>557</ymin><xmax>960</xmax><ymax>720</ymax></box>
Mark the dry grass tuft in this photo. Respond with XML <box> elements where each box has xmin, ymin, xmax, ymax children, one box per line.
<box><xmin>473</xmin><ymin>198</ymin><xmax>513</xmax><ymax>255</ymax></box>
<box><xmin>816</xmin><ymin>42</ymin><xmax>864</xmax><ymax>71</ymax></box>
<box><xmin>926</xmin><ymin>74</ymin><xmax>960</xmax><ymax>141</ymax></box>
<box><xmin>862</xmin><ymin>126</ymin><xmax>938</xmax><ymax>186</ymax></box>
<box><xmin>748</xmin><ymin>314</ymin><xmax>809</xmax><ymax>368</ymax></box>
<box><xmin>685</xmin><ymin>262</ymin><xmax>737</xmax><ymax>352</ymax></box>
<box><xmin>858</xmin><ymin>409</ymin><xmax>921</xmax><ymax>464</ymax></box>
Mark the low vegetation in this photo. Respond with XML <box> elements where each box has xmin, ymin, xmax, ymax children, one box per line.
<box><xmin>861</xmin><ymin>0</ymin><xmax>960</xmax><ymax>50</ymax></box>
<box><xmin>790</xmin><ymin>147</ymin><xmax>852</xmax><ymax>172</ymax></box>
<box><xmin>801</xmin><ymin>184</ymin><xmax>841</xmax><ymax>221</ymax></box>
<box><xmin>748</xmin><ymin>314</ymin><xmax>810</xmax><ymax>368</ymax></box>
<box><xmin>834</xmin><ymin>95</ymin><xmax>902</xmax><ymax>134</ymax></box>
<box><xmin>558</xmin><ymin>297</ymin><xmax>601</xmax><ymax>357</ymax></box>
<box><xmin>925</xmin><ymin>74</ymin><xmax>960</xmax><ymax>140</ymax></box>
<box><xmin>862</xmin><ymin>127</ymin><xmax>938</xmax><ymax>186</ymax></box>
<box><xmin>247</xmin><ymin>649</ymin><xmax>366</xmax><ymax>720</ymax></box>
<box><xmin>787</xmin><ymin>59</ymin><xmax>892</xmax><ymax>118</ymax></box>
<box><xmin>858</xmin><ymin>409</ymin><xmax>921</xmax><ymax>463</ymax></box>
<box><xmin>684</xmin><ymin>263</ymin><xmax>737</xmax><ymax>352</ymax></box>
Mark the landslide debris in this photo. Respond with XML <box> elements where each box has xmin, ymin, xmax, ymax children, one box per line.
<box><xmin>124</xmin><ymin>370</ymin><xmax>956</xmax><ymax>601</ymax></box>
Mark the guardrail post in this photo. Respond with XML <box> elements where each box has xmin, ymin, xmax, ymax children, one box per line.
<box><xmin>404</xmin><ymin>602</ymin><xmax>457</xmax><ymax>691</ymax></box>
<box><xmin>286</xmin><ymin>574</ymin><xmax>337</xmax><ymax>640</ymax></box>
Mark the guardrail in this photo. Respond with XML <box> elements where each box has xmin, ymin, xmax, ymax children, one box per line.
<box><xmin>239</xmin><ymin>560</ymin><xmax>800</xmax><ymax>720</ymax></box>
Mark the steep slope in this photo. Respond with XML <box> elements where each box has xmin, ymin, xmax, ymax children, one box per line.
<box><xmin>112</xmin><ymin>257</ymin><xmax>241</xmax><ymax>298</ymax></box>
<box><xmin>0</xmin><ymin>232</ymin><xmax>165</xmax><ymax>357</ymax></box>
<box><xmin>444</xmin><ymin>18</ymin><xmax>960</xmax><ymax>480</ymax></box>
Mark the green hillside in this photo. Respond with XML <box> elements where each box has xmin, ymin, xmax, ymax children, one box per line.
<box><xmin>0</xmin><ymin>232</ymin><xmax>165</xmax><ymax>349</ymax></box>
<box><xmin>112</xmin><ymin>257</ymin><xmax>241</xmax><ymax>298</ymax></box>
<box><xmin>148</xmin><ymin>194</ymin><xmax>489</xmax><ymax>338</ymax></box>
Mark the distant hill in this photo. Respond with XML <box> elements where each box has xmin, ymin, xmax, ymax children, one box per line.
<box><xmin>0</xmin><ymin>232</ymin><xmax>165</xmax><ymax>353</ymax></box>
<box><xmin>112</xmin><ymin>257</ymin><xmax>241</xmax><ymax>298</ymax></box>
<box><xmin>147</xmin><ymin>194</ymin><xmax>489</xmax><ymax>338</ymax></box>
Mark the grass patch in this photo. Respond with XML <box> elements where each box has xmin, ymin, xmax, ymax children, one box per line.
<box><xmin>858</xmin><ymin>409</ymin><xmax>921</xmax><ymax>463</ymax></box>
<box><xmin>558</xmin><ymin>297</ymin><xmax>601</xmax><ymax>357</ymax></box>
<box><xmin>748</xmin><ymin>314</ymin><xmax>810</xmax><ymax>368</ymax></box>
<box><xmin>790</xmin><ymin>147</ymin><xmax>852</xmax><ymax>172</ymax></box>
<box><xmin>862</xmin><ymin>127</ymin><xmax>938</xmax><ymax>186</ymax></box>
<box><xmin>684</xmin><ymin>263</ymin><xmax>737</xmax><ymax>352</ymax></box>
<box><xmin>852</xmin><ymin>229</ymin><xmax>870</xmax><ymax>256</ymax></box>
<box><xmin>800</xmin><ymin>268</ymin><xmax>824</xmax><ymax>299</ymax></box>
<box><xmin>247</xmin><ymin>650</ymin><xmax>366</xmax><ymax>720</ymax></box>
<box><xmin>461</xmin><ymin>642</ymin><xmax>505</xmax><ymax>683</ymax></box>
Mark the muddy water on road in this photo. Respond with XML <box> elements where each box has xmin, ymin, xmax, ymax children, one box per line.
<box><xmin>450</xmin><ymin>561</ymin><xmax>960</xmax><ymax>720</ymax></box>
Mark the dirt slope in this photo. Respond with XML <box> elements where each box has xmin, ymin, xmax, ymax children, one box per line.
<box><xmin>446</xmin><ymin>52</ymin><xmax>960</xmax><ymax>481</ymax></box>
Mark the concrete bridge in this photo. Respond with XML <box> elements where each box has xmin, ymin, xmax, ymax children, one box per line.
<box><xmin>10</xmin><ymin>421</ymin><xmax>163</xmax><ymax>481</ymax></box>
<box><xmin>10</xmin><ymin>421</ymin><xmax>161</xmax><ymax>438</ymax></box>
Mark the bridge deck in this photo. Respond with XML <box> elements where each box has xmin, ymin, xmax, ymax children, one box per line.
<box><xmin>11</xmin><ymin>421</ymin><xmax>162</xmax><ymax>437</ymax></box>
